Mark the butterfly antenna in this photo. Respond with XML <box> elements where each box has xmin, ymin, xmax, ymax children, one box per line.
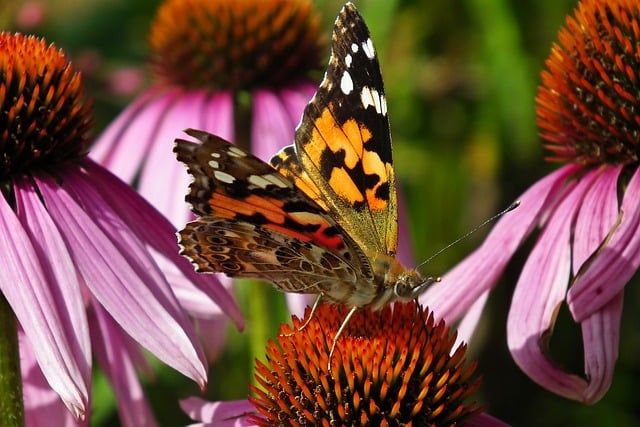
<box><xmin>414</xmin><ymin>200</ymin><xmax>520</xmax><ymax>272</ymax></box>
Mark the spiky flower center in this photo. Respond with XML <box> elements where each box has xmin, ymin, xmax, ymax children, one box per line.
<box><xmin>149</xmin><ymin>0</ymin><xmax>323</xmax><ymax>90</ymax></box>
<box><xmin>0</xmin><ymin>32</ymin><xmax>92</xmax><ymax>180</ymax></box>
<box><xmin>249</xmin><ymin>302</ymin><xmax>483</xmax><ymax>426</ymax></box>
<box><xmin>537</xmin><ymin>0</ymin><xmax>640</xmax><ymax>165</ymax></box>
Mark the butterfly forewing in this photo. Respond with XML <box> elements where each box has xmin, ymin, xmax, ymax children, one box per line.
<box><xmin>292</xmin><ymin>4</ymin><xmax>397</xmax><ymax>257</ymax></box>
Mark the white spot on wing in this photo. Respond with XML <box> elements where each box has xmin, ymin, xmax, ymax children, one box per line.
<box><xmin>340</xmin><ymin>71</ymin><xmax>353</xmax><ymax>95</ymax></box>
<box><xmin>360</xmin><ymin>86</ymin><xmax>387</xmax><ymax>116</ymax></box>
<box><xmin>345</xmin><ymin>54</ymin><xmax>352</xmax><ymax>68</ymax></box>
<box><xmin>208</xmin><ymin>160</ymin><xmax>219</xmax><ymax>169</ymax></box>
<box><xmin>227</xmin><ymin>146</ymin><xmax>246</xmax><ymax>158</ymax></box>
<box><xmin>248</xmin><ymin>173</ymin><xmax>289</xmax><ymax>189</ymax></box>
<box><xmin>362</xmin><ymin>38</ymin><xmax>375</xmax><ymax>59</ymax></box>
<box><xmin>351</xmin><ymin>43</ymin><xmax>359</xmax><ymax>53</ymax></box>
<box><xmin>214</xmin><ymin>170</ymin><xmax>235</xmax><ymax>183</ymax></box>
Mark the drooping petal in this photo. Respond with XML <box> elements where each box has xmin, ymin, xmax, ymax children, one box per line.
<box><xmin>568</xmin><ymin>166</ymin><xmax>640</xmax><ymax>321</ymax></box>
<box><xmin>20</xmin><ymin>330</ymin><xmax>87</xmax><ymax>427</ymax></box>
<box><xmin>277</xmin><ymin>80</ymin><xmax>317</xmax><ymax>126</ymax></box>
<box><xmin>579</xmin><ymin>291</ymin><xmax>622</xmax><ymax>404</ymax></box>
<box><xmin>455</xmin><ymin>289</ymin><xmax>489</xmax><ymax>345</ymax></box>
<box><xmin>507</xmin><ymin>171</ymin><xmax>597</xmax><ymax>401</ymax></box>
<box><xmin>89</xmin><ymin>304</ymin><xmax>157</xmax><ymax>427</ymax></box>
<box><xmin>180</xmin><ymin>398</ymin><xmax>260</xmax><ymax>427</ymax></box>
<box><xmin>464</xmin><ymin>413</ymin><xmax>511</xmax><ymax>427</ymax></box>
<box><xmin>0</xmin><ymin>189</ymin><xmax>88</xmax><ymax>418</ymax></box>
<box><xmin>138</xmin><ymin>91</ymin><xmax>234</xmax><ymax>225</ymax></box>
<box><xmin>90</xmin><ymin>87</ymin><xmax>176</xmax><ymax>182</ymax></box>
<box><xmin>33</xmin><ymin>172</ymin><xmax>208</xmax><ymax>388</ymax></box>
<box><xmin>572</xmin><ymin>165</ymin><xmax>621</xmax><ymax>269</ymax></box>
<box><xmin>74</xmin><ymin>160</ymin><xmax>244</xmax><ymax>329</ymax></box>
<box><xmin>251</xmin><ymin>89</ymin><xmax>300</xmax><ymax>161</ymax></box>
<box><xmin>419</xmin><ymin>164</ymin><xmax>577</xmax><ymax>323</ymax></box>
<box><xmin>13</xmin><ymin>177</ymin><xmax>92</xmax><ymax>381</ymax></box>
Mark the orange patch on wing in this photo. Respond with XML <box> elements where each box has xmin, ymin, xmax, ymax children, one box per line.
<box><xmin>209</xmin><ymin>193</ymin><xmax>287</xmax><ymax>224</ymax></box>
<box><xmin>309</xmin><ymin>107</ymin><xmax>372</xmax><ymax>169</ymax></box>
<box><xmin>328</xmin><ymin>167</ymin><xmax>364</xmax><ymax>204</ymax></box>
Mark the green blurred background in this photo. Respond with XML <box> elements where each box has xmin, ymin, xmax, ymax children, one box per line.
<box><xmin>2</xmin><ymin>0</ymin><xmax>639</xmax><ymax>425</ymax></box>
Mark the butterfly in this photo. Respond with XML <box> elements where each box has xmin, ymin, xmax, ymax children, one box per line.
<box><xmin>175</xmin><ymin>2</ymin><xmax>437</xmax><ymax>354</ymax></box>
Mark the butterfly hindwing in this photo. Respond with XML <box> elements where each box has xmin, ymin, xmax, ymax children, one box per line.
<box><xmin>175</xmin><ymin>130</ymin><xmax>375</xmax><ymax>285</ymax></box>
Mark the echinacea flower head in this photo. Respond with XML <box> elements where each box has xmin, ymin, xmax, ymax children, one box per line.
<box><xmin>182</xmin><ymin>302</ymin><xmax>509</xmax><ymax>427</ymax></box>
<box><xmin>421</xmin><ymin>0</ymin><xmax>640</xmax><ymax>404</ymax></box>
<box><xmin>0</xmin><ymin>32</ymin><xmax>240</xmax><ymax>424</ymax></box>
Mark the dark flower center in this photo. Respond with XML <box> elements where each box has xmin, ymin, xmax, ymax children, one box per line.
<box><xmin>537</xmin><ymin>0</ymin><xmax>640</xmax><ymax>166</ymax></box>
<box><xmin>249</xmin><ymin>302</ymin><xmax>484</xmax><ymax>426</ymax></box>
<box><xmin>0</xmin><ymin>32</ymin><xmax>92</xmax><ymax>180</ymax></box>
<box><xmin>149</xmin><ymin>0</ymin><xmax>324</xmax><ymax>90</ymax></box>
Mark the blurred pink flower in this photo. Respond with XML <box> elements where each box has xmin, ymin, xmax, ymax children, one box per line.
<box><xmin>0</xmin><ymin>32</ymin><xmax>240</xmax><ymax>424</ymax></box>
<box><xmin>421</xmin><ymin>0</ymin><xmax>639</xmax><ymax>404</ymax></box>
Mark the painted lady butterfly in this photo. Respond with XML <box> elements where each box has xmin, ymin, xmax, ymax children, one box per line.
<box><xmin>175</xmin><ymin>3</ymin><xmax>436</xmax><ymax>339</ymax></box>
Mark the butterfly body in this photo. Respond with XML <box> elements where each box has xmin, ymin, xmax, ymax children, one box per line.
<box><xmin>176</xmin><ymin>3</ymin><xmax>435</xmax><ymax>316</ymax></box>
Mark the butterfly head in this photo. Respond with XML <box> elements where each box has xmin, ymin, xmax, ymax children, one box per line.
<box><xmin>393</xmin><ymin>271</ymin><xmax>440</xmax><ymax>301</ymax></box>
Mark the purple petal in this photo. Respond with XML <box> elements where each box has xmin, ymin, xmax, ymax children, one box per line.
<box><xmin>89</xmin><ymin>305</ymin><xmax>157</xmax><ymax>427</ymax></box>
<box><xmin>579</xmin><ymin>291</ymin><xmax>622</xmax><ymax>403</ymax></box>
<box><xmin>137</xmin><ymin>91</ymin><xmax>234</xmax><ymax>226</ymax></box>
<box><xmin>74</xmin><ymin>160</ymin><xmax>244</xmax><ymax>329</ymax></box>
<box><xmin>20</xmin><ymin>331</ymin><xmax>88</xmax><ymax>427</ymax></box>
<box><xmin>34</xmin><ymin>172</ymin><xmax>208</xmax><ymax>387</ymax></box>
<box><xmin>286</xmin><ymin>293</ymin><xmax>314</xmax><ymax>318</ymax></box>
<box><xmin>251</xmin><ymin>89</ymin><xmax>299</xmax><ymax>161</ymax></box>
<box><xmin>0</xmin><ymin>187</ymin><xmax>88</xmax><ymax>417</ymax></box>
<box><xmin>568</xmin><ymin>166</ymin><xmax>640</xmax><ymax>321</ymax></box>
<box><xmin>180</xmin><ymin>398</ymin><xmax>257</xmax><ymax>426</ymax></box>
<box><xmin>572</xmin><ymin>165</ymin><xmax>621</xmax><ymax>269</ymax></box>
<box><xmin>507</xmin><ymin>172</ymin><xmax>597</xmax><ymax>401</ymax></box>
<box><xmin>455</xmin><ymin>289</ymin><xmax>489</xmax><ymax>345</ymax></box>
<box><xmin>419</xmin><ymin>164</ymin><xmax>577</xmax><ymax>323</ymax></box>
<box><xmin>277</xmin><ymin>80</ymin><xmax>317</xmax><ymax>126</ymax></box>
<box><xmin>90</xmin><ymin>87</ymin><xmax>176</xmax><ymax>182</ymax></box>
<box><xmin>464</xmin><ymin>413</ymin><xmax>511</xmax><ymax>427</ymax></box>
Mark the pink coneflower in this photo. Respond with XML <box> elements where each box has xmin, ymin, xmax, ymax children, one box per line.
<box><xmin>182</xmin><ymin>302</ymin><xmax>509</xmax><ymax>427</ymax></box>
<box><xmin>89</xmin><ymin>0</ymin><xmax>325</xmax><ymax>317</ymax></box>
<box><xmin>0</xmin><ymin>32</ymin><xmax>240</xmax><ymax>424</ymax></box>
<box><xmin>420</xmin><ymin>0</ymin><xmax>640</xmax><ymax>404</ymax></box>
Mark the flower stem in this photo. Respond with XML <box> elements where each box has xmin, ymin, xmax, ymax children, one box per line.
<box><xmin>0</xmin><ymin>292</ymin><xmax>24</xmax><ymax>427</ymax></box>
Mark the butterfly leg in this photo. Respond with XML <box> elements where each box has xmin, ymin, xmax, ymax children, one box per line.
<box><xmin>297</xmin><ymin>293</ymin><xmax>324</xmax><ymax>331</ymax></box>
<box><xmin>328</xmin><ymin>305</ymin><xmax>358</xmax><ymax>373</ymax></box>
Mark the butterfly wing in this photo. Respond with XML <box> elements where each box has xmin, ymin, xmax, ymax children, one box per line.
<box><xmin>175</xmin><ymin>130</ymin><xmax>375</xmax><ymax>290</ymax></box>
<box><xmin>289</xmin><ymin>3</ymin><xmax>398</xmax><ymax>257</ymax></box>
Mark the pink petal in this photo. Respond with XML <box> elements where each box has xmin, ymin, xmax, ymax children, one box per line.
<box><xmin>251</xmin><ymin>89</ymin><xmax>299</xmax><ymax>161</ymax></box>
<box><xmin>579</xmin><ymin>291</ymin><xmax>622</xmax><ymax>404</ymax></box>
<box><xmin>507</xmin><ymin>172</ymin><xmax>598</xmax><ymax>401</ymax></box>
<box><xmin>34</xmin><ymin>173</ymin><xmax>208</xmax><ymax>388</ymax></box>
<box><xmin>455</xmin><ymin>289</ymin><xmax>489</xmax><ymax>345</ymax></box>
<box><xmin>76</xmin><ymin>160</ymin><xmax>244</xmax><ymax>329</ymax></box>
<box><xmin>20</xmin><ymin>330</ymin><xmax>88</xmax><ymax>427</ymax></box>
<box><xmin>180</xmin><ymin>398</ymin><xmax>257</xmax><ymax>426</ymax></box>
<box><xmin>277</xmin><ymin>80</ymin><xmax>317</xmax><ymax>126</ymax></box>
<box><xmin>14</xmin><ymin>177</ymin><xmax>92</xmax><ymax>379</ymax></box>
<box><xmin>137</xmin><ymin>91</ymin><xmax>234</xmax><ymax>226</ymax></box>
<box><xmin>464</xmin><ymin>413</ymin><xmax>511</xmax><ymax>427</ymax></box>
<box><xmin>0</xmin><ymin>188</ymin><xmax>88</xmax><ymax>418</ymax></box>
<box><xmin>286</xmin><ymin>293</ymin><xmax>314</xmax><ymax>318</ymax></box>
<box><xmin>89</xmin><ymin>305</ymin><xmax>157</xmax><ymax>427</ymax></box>
<box><xmin>572</xmin><ymin>165</ymin><xmax>621</xmax><ymax>269</ymax></box>
<box><xmin>568</xmin><ymin>166</ymin><xmax>640</xmax><ymax>321</ymax></box>
<box><xmin>90</xmin><ymin>87</ymin><xmax>175</xmax><ymax>182</ymax></box>
<box><xmin>419</xmin><ymin>164</ymin><xmax>577</xmax><ymax>323</ymax></box>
